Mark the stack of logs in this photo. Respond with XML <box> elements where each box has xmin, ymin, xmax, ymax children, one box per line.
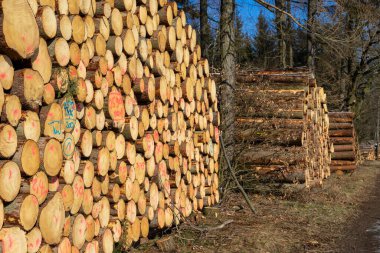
<box><xmin>360</xmin><ymin>143</ymin><xmax>375</xmax><ymax>161</ymax></box>
<box><xmin>0</xmin><ymin>0</ymin><xmax>220</xmax><ymax>252</ymax></box>
<box><xmin>329</xmin><ymin>112</ymin><xmax>359</xmax><ymax>171</ymax></box>
<box><xmin>235</xmin><ymin>69</ymin><xmax>331</xmax><ymax>187</ymax></box>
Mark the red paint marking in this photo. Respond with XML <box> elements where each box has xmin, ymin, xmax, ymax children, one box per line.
<box><xmin>26</xmin><ymin>45</ymin><xmax>34</xmax><ymax>55</ymax></box>
<box><xmin>32</xmin><ymin>196</ymin><xmax>38</xmax><ymax>205</ymax></box>
<box><xmin>32</xmin><ymin>121</ymin><xmax>36</xmax><ymax>128</ymax></box>
<box><xmin>8</xmin><ymin>168</ymin><xmax>12</xmax><ymax>179</ymax></box>
<box><xmin>0</xmin><ymin>73</ymin><xmax>6</xmax><ymax>79</ymax></box>
<box><xmin>47</xmin><ymin>112</ymin><xmax>54</xmax><ymax>118</ymax></box>
<box><xmin>13</xmin><ymin>109</ymin><xmax>20</xmax><ymax>117</ymax></box>
<box><xmin>31</xmin><ymin>145</ymin><xmax>36</xmax><ymax>156</ymax></box>
<box><xmin>49</xmin><ymin>145</ymin><xmax>55</xmax><ymax>152</ymax></box>
<box><xmin>21</xmin><ymin>35</ymin><xmax>26</xmax><ymax>42</ymax></box>
<box><xmin>8</xmin><ymin>236</ymin><xmax>14</xmax><ymax>250</ymax></box>
<box><xmin>7</xmin><ymin>130</ymin><xmax>12</xmax><ymax>141</ymax></box>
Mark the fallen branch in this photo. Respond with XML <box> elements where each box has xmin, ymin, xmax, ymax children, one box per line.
<box><xmin>220</xmin><ymin>134</ymin><xmax>257</xmax><ymax>214</ymax></box>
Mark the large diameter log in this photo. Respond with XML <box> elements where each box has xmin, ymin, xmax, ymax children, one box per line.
<box><xmin>331</xmin><ymin>151</ymin><xmax>355</xmax><ymax>161</ymax></box>
<box><xmin>329</xmin><ymin>123</ymin><xmax>353</xmax><ymax>130</ymax></box>
<box><xmin>329</xmin><ymin>129</ymin><xmax>353</xmax><ymax>137</ymax></box>
<box><xmin>330</xmin><ymin>137</ymin><xmax>354</xmax><ymax>145</ymax></box>
<box><xmin>328</xmin><ymin>112</ymin><xmax>354</xmax><ymax>118</ymax></box>
<box><xmin>39</xmin><ymin>192</ymin><xmax>65</xmax><ymax>245</ymax></box>
<box><xmin>238</xmin><ymin>147</ymin><xmax>306</xmax><ymax>166</ymax></box>
<box><xmin>0</xmin><ymin>0</ymin><xmax>39</xmax><ymax>59</ymax></box>
<box><xmin>333</xmin><ymin>144</ymin><xmax>354</xmax><ymax>152</ymax></box>
<box><xmin>330</xmin><ymin>165</ymin><xmax>357</xmax><ymax>172</ymax></box>
<box><xmin>236</xmin><ymin>118</ymin><xmax>304</xmax><ymax>130</ymax></box>
<box><xmin>235</xmin><ymin>127</ymin><xmax>304</xmax><ymax>146</ymax></box>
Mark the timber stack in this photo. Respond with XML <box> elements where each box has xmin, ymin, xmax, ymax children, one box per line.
<box><xmin>235</xmin><ymin>68</ymin><xmax>331</xmax><ymax>187</ymax></box>
<box><xmin>329</xmin><ymin>112</ymin><xmax>359</xmax><ymax>171</ymax></box>
<box><xmin>359</xmin><ymin>143</ymin><xmax>375</xmax><ymax>161</ymax></box>
<box><xmin>0</xmin><ymin>0</ymin><xmax>220</xmax><ymax>252</ymax></box>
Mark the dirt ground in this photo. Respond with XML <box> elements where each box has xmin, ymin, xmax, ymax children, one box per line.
<box><xmin>131</xmin><ymin>160</ymin><xmax>380</xmax><ymax>253</ymax></box>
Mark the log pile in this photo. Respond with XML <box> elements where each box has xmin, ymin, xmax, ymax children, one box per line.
<box><xmin>328</xmin><ymin>112</ymin><xmax>359</xmax><ymax>172</ymax></box>
<box><xmin>235</xmin><ymin>69</ymin><xmax>331</xmax><ymax>187</ymax></box>
<box><xmin>359</xmin><ymin>143</ymin><xmax>375</xmax><ymax>161</ymax></box>
<box><xmin>0</xmin><ymin>0</ymin><xmax>220</xmax><ymax>252</ymax></box>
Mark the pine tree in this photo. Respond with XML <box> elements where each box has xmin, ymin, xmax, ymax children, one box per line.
<box><xmin>252</xmin><ymin>12</ymin><xmax>275</xmax><ymax>68</ymax></box>
<box><xmin>235</xmin><ymin>14</ymin><xmax>254</xmax><ymax>64</ymax></box>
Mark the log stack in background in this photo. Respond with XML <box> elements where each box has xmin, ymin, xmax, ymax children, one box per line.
<box><xmin>0</xmin><ymin>0</ymin><xmax>220</xmax><ymax>252</ymax></box>
<box><xmin>359</xmin><ymin>143</ymin><xmax>375</xmax><ymax>161</ymax></box>
<box><xmin>235</xmin><ymin>68</ymin><xmax>331</xmax><ymax>187</ymax></box>
<box><xmin>329</xmin><ymin>112</ymin><xmax>359</xmax><ymax>172</ymax></box>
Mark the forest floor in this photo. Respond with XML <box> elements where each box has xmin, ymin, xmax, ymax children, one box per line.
<box><xmin>131</xmin><ymin>160</ymin><xmax>380</xmax><ymax>253</ymax></box>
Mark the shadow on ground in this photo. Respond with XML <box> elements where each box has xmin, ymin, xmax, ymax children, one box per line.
<box><xmin>131</xmin><ymin>161</ymin><xmax>380</xmax><ymax>253</ymax></box>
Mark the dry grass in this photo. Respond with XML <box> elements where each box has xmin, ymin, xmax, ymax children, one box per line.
<box><xmin>132</xmin><ymin>161</ymin><xmax>380</xmax><ymax>253</ymax></box>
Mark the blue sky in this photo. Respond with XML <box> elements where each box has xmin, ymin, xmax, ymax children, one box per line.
<box><xmin>193</xmin><ymin>0</ymin><xmax>309</xmax><ymax>36</ymax></box>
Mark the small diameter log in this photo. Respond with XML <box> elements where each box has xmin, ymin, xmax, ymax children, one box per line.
<box><xmin>39</xmin><ymin>192</ymin><xmax>65</xmax><ymax>245</ymax></box>
<box><xmin>1</xmin><ymin>95</ymin><xmax>21</xmax><ymax>127</ymax></box>
<box><xmin>40</xmin><ymin>103</ymin><xmax>64</xmax><ymax>140</ymax></box>
<box><xmin>42</xmin><ymin>138</ymin><xmax>63</xmax><ymax>176</ymax></box>
<box><xmin>0</xmin><ymin>54</ymin><xmax>14</xmax><ymax>90</ymax></box>
<box><xmin>31</xmin><ymin>38</ymin><xmax>52</xmax><ymax>83</ymax></box>
<box><xmin>26</xmin><ymin>227</ymin><xmax>42</xmax><ymax>253</ymax></box>
<box><xmin>12</xmin><ymin>139</ymin><xmax>40</xmax><ymax>176</ymax></box>
<box><xmin>71</xmin><ymin>175</ymin><xmax>85</xmax><ymax>214</ymax></box>
<box><xmin>0</xmin><ymin>124</ymin><xmax>17</xmax><ymax>158</ymax></box>
<box><xmin>48</xmin><ymin>38</ymin><xmax>70</xmax><ymax>67</ymax></box>
<box><xmin>35</xmin><ymin>6</ymin><xmax>57</xmax><ymax>39</ymax></box>
<box><xmin>0</xmin><ymin>161</ymin><xmax>21</xmax><ymax>202</ymax></box>
<box><xmin>0</xmin><ymin>227</ymin><xmax>27</xmax><ymax>253</ymax></box>
<box><xmin>70</xmin><ymin>214</ymin><xmax>87</xmax><ymax>249</ymax></box>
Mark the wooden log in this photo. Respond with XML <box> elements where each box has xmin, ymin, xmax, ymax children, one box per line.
<box><xmin>0</xmin><ymin>227</ymin><xmax>27</xmax><ymax>252</ymax></box>
<box><xmin>3</xmin><ymin>194</ymin><xmax>39</xmax><ymax>231</ymax></box>
<box><xmin>1</xmin><ymin>94</ymin><xmax>21</xmax><ymax>126</ymax></box>
<box><xmin>332</xmin><ymin>151</ymin><xmax>355</xmax><ymax>161</ymax></box>
<box><xmin>0</xmin><ymin>161</ymin><xmax>21</xmax><ymax>202</ymax></box>
<box><xmin>0</xmin><ymin>124</ymin><xmax>17</xmax><ymax>158</ymax></box>
<box><xmin>38</xmin><ymin>192</ymin><xmax>65</xmax><ymax>245</ymax></box>
<box><xmin>0</xmin><ymin>0</ymin><xmax>39</xmax><ymax>59</ymax></box>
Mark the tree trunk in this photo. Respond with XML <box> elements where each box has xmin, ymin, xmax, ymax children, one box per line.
<box><xmin>200</xmin><ymin>0</ymin><xmax>210</xmax><ymax>59</ymax></box>
<box><xmin>220</xmin><ymin>0</ymin><xmax>235</xmax><ymax>164</ymax></box>
<box><xmin>307</xmin><ymin>0</ymin><xmax>318</xmax><ymax>70</ymax></box>
<box><xmin>275</xmin><ymin>0</ymin><xmax>286</xmax><ymax>68</ymax></box>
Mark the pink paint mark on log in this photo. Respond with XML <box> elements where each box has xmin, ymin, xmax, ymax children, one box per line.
<box><xmin>7</xmin><ymin>130</ymin><xmax>12</xmax><ymax>141</ymax></box>
<box><xmin>0</xmin><ymin>73</ymin><xmax>6</xmax><ymax>79</ymax></box>
<box><xmin>32</xmin><ymin>196</ymin><xmax>38</xmax><ymax>205</ymax></box>
<box><xmin>47</xmin><ymin>112</ymin><xmax>54</xmax><ymax>118</ymax></box>
<box><xmin>25</xmin><ymin>75</ymin><xmax>33</xmax><ymax>80</ymax></box>
<box><xmin>49</xmin><ymin>145</ymin><xmax>55</xmax><ymax>152</ymax></box>
<box><xmin>26</xmin><ymin>44</ymin><xmax>34</xmax><ymax>55</ymax></box>
<box><xmin>8</xmin><ymin>169</ymin><xmax>12</xmax><ymax>179</ymax></box>
<box><xmin>31</xmin><ymin>145</ymin><xmax>37</xmax><ymax>156</ymax></box>
<box><xmin>13</xmin><ymin>109</ymin><xmax>20</xmax><ymax>117</ymax></box>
